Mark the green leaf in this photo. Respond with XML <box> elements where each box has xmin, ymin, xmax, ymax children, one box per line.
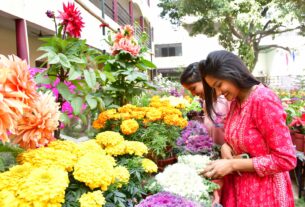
<box><xmin>58</xmin><ymin>53</ymin><xmax>71</xmax><ymax>68</ymax></box>
<box><xmin>38</xmin><ymin>46</ymin><xmax>55</xmax><ymax>53</ymax></box>
<box><xmin>59</xmin><ymin>112</ymin><xmax>71</xmax><ymax>126</ymax></box>
<box><xmin>104</xmin><ymin>71</ymin><xmax>115</xmax><ymax>82</ymax></box>
<box><xmin>85</xmin><ymin>94</ymin><xmax>97</xmax><ymax>109</ymax></box>
<box><xmin>71</xmin><ymin>97</ymin><xmax>83</xmax><ymax>115</ymax></box>
<box><xmin>140</xmin><ymin>59</ymin><xmax>156</xmax><ymax>68</ymax></box>
<box><xmin>68</xmin><ymin>67</ymin><xmax>82</xmax><ymax>80</ymax></box>
<box><xmin>34</xmin><ymin>72</ymin><xmax>52</xmax><ymax>84</ymax></box>
<box><xmin>36</xmin><ymin>53</ymin><xmax>48</xmax><ymax>61</ymax></box>
<box><xmin>69</xmin><ymin>56</ymin><xmax>86</xmax><ymax>64</ymax></box>
<box><xmin>48</xmin><ymin>51</ymin><xmax>60</xmax><ymax>64</ymax></box>
<box><xmin>83</xmin><ymin>69</ymin><xmax>96</xmax><ymax>88</ymax></box>
<box><xmin>56</xmin><ymin>82</ymin><xmax>73</xmax><ymax>100</ymax></box>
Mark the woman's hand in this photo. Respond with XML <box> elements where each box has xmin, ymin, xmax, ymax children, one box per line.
<box><xmin>201</xmin><ymin>159</ymin><xmax>234</xmax><ymax>179</ymax></box>
<box><xmin>221</xmin><ymin>143</ymin><xmax>234</xmax><ymax>159</ymax></box>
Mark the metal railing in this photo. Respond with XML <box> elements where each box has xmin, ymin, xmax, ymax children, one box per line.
<box><xmin>117</xmin><ymin>2</ymin><xmax>130</xmax><ymax>25</ymax></box>
<box><xmin>104</xmin><ymin>0</ymin><xmax>113</xmax><ymax>19</ymax></box>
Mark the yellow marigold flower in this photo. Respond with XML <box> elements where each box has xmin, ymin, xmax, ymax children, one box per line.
<box><xmin>114</xmin><ymin>166</ymin><xmax>130</xmax><ymax>187</ymax></box>
<box><xmin>0</xmin><ymin>163</ymin><xmax>32</xmax><ymax>192</ymax></box>
<box><xmin>118</xmin><ymin>104</ymin><xmax>136</xmax><ymax>113</ymax></box>
<box><xmin>124</xmin><ymin>141</ymin><xmax>148</xmax><ymax>156</ymax></box>
<box><xmin>78</xmin><ymin>140</ymin><xmax>105</xmax><ymax>157</ymax></box>
<box><xmin>146</xmin><ymin>109</ymin><xmax>162</xmax><ymax>121</ymax></box>
<box><xmin>73</xmin><ymin>153</ymin><xmax>116</xmax><ymax>190</ymax></box>
<box><xmin>79</xmin><ymin>190</ymin><xmax>105</xmax><ymax>207</ymax></box>
<box><xmin>105</xmin><ymin>142</ymin><xmax>126</xmax><ymax>156</ymax></box>
<box><xmin>160</xmin><ymin>107</ymin><xmax>182</xmax><ymax>117</ymax></box>
<box><xmin>176</xmin><ymin>103</ymin><xmax>185</xmax><ymax>109</ymax></box>
<box><xmin>120</xmin><ymin>119</ymin><xmax>139</xmax><ymax>135</ymax></box>
<box><xmin>17</xmin><ymin>147</ymin><xmax>77</xmax><ymax>172</ymax></box>
<box><xmin>48</xmin><ymin>140</ymin><xmax>79</xmax><ymax>155</ymax></box>
<box><xmin>18</xmin><ymin>167</ymin><xmax>69</xmax><ymax>204</ymax></box>
<box><xmin>130</xmin><ymin>111</ymin><xmax>146</xmax><ymax>119</ymax></box>
<box><xmin>0</xmin><ymin>190</ymin><xmax>20</xmax><ymax>207</ymax></box>
<box><xmin>120</xmin><ymin>112</ymin><xmax>132</xmax><ymax>120</ymax></box>
<box><xmin>178</xmin><ymin>118</ymin><xmax>188</xmax><ymax>129</ymax></box>
<box><xmin>95</xmin><ymin>131</ymin><xmax>124</xmax><ymax>147</ymax></box>
<box><xmin>142</xmin><ymin>158</ymin><xmax>158</xmax><ymax>173</ymax></box>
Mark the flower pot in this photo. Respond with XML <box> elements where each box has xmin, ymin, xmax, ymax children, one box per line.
<box><xmin>157</xmin><ymin>156</ymin><xmax>177</xmax><ymax>172</ymax></box>
<box><xmin>290</xmin><ymin>130</ymin><xmax>304</xmax><ymax>152</ymax></box>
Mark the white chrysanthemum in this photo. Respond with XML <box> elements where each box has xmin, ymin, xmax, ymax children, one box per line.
<box><xmin>160</xmin><ymin>96</ymin><xmax>190</xmax><ymax>107</ymax></box>
<box><xmin>155</xmin><ymin>163</ymin><xmax>209</xmax><ymax>203</ymax></box>
<box><xmin>178</xmin><ymin>154</ymin><xmax>211</xmax><ymax>174</ymax></box>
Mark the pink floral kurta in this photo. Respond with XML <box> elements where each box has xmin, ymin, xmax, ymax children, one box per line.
<box><xmin>222</xmin><ymin>84</ymin><xmax>296</xmax><ymax>207</ymax></box>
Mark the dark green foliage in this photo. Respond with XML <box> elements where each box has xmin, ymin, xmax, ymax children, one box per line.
<box><xmin>0</xmin><ymin>142</ymin><xmax>24</xmax><ymax>172</ymax></box>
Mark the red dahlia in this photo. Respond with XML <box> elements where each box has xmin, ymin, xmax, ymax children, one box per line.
<box><xmin>58</xmin><ymin>2</ymin><xmax>84</xmax><ymax>38</ymax></box>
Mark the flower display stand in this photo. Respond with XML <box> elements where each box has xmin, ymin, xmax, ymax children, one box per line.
<box><xmin>290</xmin><ymin>130</ymin><xmax>305</xmax><ymax>152</ymax></box>
<box><xmin>156</xmin><ymin>156</ymin><xmax>177</xmax><ymax>172</ymax></box>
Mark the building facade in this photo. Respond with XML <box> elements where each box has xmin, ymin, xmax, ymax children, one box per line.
<box><xmin>0</xmin><ymin>0</ymin><xmax>153</xmax><ymax>66</ymax></box>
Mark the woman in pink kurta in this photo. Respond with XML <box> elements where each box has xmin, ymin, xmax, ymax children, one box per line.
<box><xmin>180</xmin><ymin>62</ymin><xmax>229</xmax><ymax>145</ymax></box>
<box><xmin>199</xmin><ymin>50</ymin><xmax>296</xmax><ymax>207</ymax></box>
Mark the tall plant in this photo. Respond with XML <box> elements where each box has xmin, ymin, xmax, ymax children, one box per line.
<box><xmin>97</xmin><ymin>25</ymin><xmax>156</xmax><ymax>106</ymax></box>
<box><xmin>36</xmin><ymin>3</ymin><xmax>106</xmax><ymax>137</ymax></box>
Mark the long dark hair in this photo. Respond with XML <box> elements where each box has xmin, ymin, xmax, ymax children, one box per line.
<box><xmin>198</xmin><ymin>50</ymin><xmax>260</xmax><ymax>121</ymax></box>
<box><xmin>180</xmin><ymin>62</ymin><xmax>201</xmax><ymax>85</ymax></box>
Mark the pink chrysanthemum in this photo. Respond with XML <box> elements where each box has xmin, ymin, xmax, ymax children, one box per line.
<box><xmin>13</xmin><ymin>91</ymin><xmax>60</xmax><ymax>149</ymax></box>
<box><xmin>111</xmin><ymin>38</ymin><xmax>140</xmax><ymax>56</ymax></box>
<box><xmin>58</xmin><ymin>2</ymin><xmax>84</xmax><ymax>38</ymax></box>
<box><xmin>0</xmin><ymin>55</ymin><xmax>37</xmax><ymax>143</ymax></box>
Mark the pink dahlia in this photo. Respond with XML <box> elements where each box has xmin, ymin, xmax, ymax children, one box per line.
<box><xmin>111</xmin><ymin>38</ymin><xmax>140</xmax><ymax>56</ymax></box>
<box><xmin>58</xmin><ymin>2</ymin><xmax>84</xmax><ymax>38</ymax></box>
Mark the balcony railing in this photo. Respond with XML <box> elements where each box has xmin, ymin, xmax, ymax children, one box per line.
<box><xmin>104</xmin><ymin>0</ymin><xmax>114</xmax><ymax>19</ymax></box>
<box><xmin>117</xmin><ymin>2</ymin><xmax>130</xmax><ymax>25</ymax></box>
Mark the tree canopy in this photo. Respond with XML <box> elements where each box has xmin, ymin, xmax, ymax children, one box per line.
<box><xmin>158</xmin><ymin>0</ymin><xmax>305</xmax><ymax>71</ymax></box>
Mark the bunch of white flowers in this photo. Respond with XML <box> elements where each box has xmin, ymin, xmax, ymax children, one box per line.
<box><xmin>160</xmin><ymin>96</ymin><xmax>190</xmax><ymax>107</ymax></box>
<box><xmin>178</xmin><ymin>154</ymin><xmax>211</xmax><ymax>174</ymax></box>
<box><xmin>155</xmin><ymin>163</ymin><xmax>209</xmax><ymax>203</ymax></box>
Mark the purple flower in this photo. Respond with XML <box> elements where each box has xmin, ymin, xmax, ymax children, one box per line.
<box><xmin>46</xmin><ymin>10</ymin><xmax>55</xmax><ymax>18</ymax></box>
<box><xmin>177</xmin><ymin>120</ymin><xmax>213</xmax><ymax>154</ymax></box>
<box><xmin>136</xmin><ymin>192</ymin><xmax>201</xmax><ymax>207</ymax></box>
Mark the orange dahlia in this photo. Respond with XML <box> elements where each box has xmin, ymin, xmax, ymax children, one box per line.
<box><xmin>0</xmin><ymin>55</ymin><xmax>36</xmax><ymax>143</ymax></box>
<box><xmin>13</xmin><ymin>91</ymin><xmax>60</xmax><ymax>149</ymax></box>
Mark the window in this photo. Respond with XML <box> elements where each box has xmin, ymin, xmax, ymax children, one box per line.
<box><xmin>155</xmin><ymin>43</ymin><xmax>182</xmax><ymax>57</ymax></box>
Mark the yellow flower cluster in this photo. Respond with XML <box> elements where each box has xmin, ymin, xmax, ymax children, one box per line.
<box><xmin>93</xmin><ymin>97</ymin><xmax>188</xmax><ymax>131</ymax></box>
<box><xmin>114</xmin><ymin>166</ymin><xmax>130</xmax><ymax>187</ymax></box>
<box><xmin>95</xmin><ymin>131</ymin><xmax>148</xmax><ymax>157</ymax></box>
<box><xmin>0</xmin><ymin>164</ymin><xmax>68</xmax><ymax>206</ymax></box>
<box><xmin>163</xmin><ymin>114</ymin><xmax>188</xmax><ymax>129</ymax></box>
<box><xmin>141</xmin><ymin>158</ymin><xmax>158</xmax><ymax>173</ymax></box>
<box><xmin>73</xmin><ymin>152</ymin><xmax>116</xmax><ymax>191</ymax></box>
<box><xmin>120</xmin><ymin>119</ymin><xmax>139</xmax><ymax>135</ymax></box>
<box><xmin>96</xmin><ymin>131</ymin><xmax>125</xmax><ymax>147</ymax></box>
<box><xmin>0</xmin><ymin>136</ymin><xmax>151</xmax><ymax>206</ymax></box>
<box><xmin>77</xmin><ymin>140</ymin><xmax>106</xmax><ymax>157</ymax></box>
<box><xmin>17</xmin><ymin>147</ymin><xmax>77</xmax><ymax>172</ymax></box>
<box><xmin>47</xmin><ymin>140</ymin><xmax>80</xmax><ymax>155</ymax></box>
<box><xmin>79</xmin><ymin>190</ymin><xmax>105</xmax><ymax>207</ymax></box>
<box><xmin>125</xmin><ymin>141</ymin><xmax>148</xmax><ymax>156</ymax></box>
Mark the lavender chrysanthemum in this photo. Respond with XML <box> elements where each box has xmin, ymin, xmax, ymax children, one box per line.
<box><xmin>177</xmin><ymin>120</ymin><xmax>213</xmax><ymax>154</ymax></box>
<box><xmin>136</xmin><ymin>192</ymin><xmax>201</xmax><ymax>207</ymax></box>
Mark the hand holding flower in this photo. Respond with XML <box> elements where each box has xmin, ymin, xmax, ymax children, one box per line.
<box><xmin>201</xmin><ymin>159</ymin><xmax>234</xmax><ymax>179</ymax></box>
